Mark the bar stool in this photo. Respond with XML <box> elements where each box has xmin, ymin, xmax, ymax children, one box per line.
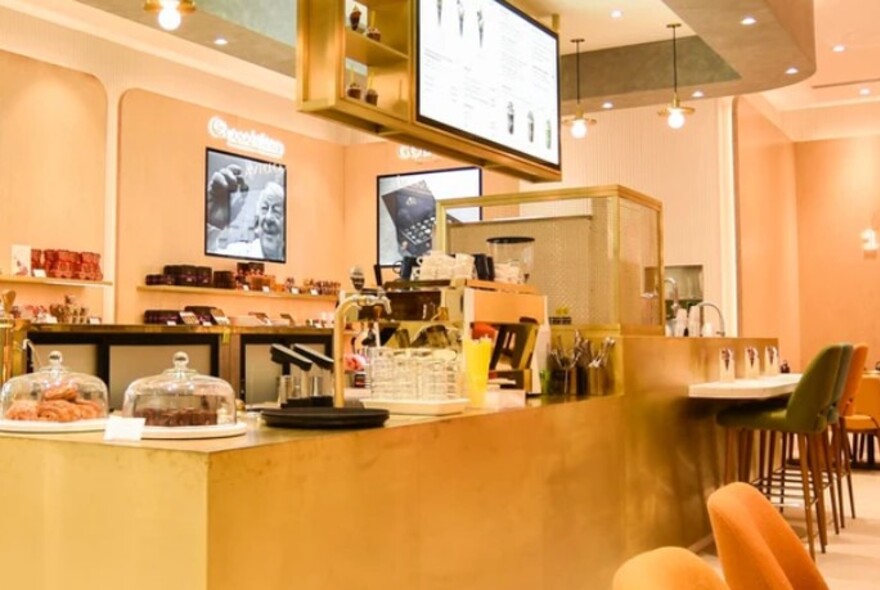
<box><xmin>828</xmin><ymin>343</ymin><xmax>866</xmax><ymax>525</ymax></box>
<box><xmin>761</xmin><ymin>344</ymin><xmax>853</xmax><ymax>541</ymax></box>
<box><xmin>716</xmin><ymin>344</ymin><xmax>843</xmax><ymax>559</ymax></box>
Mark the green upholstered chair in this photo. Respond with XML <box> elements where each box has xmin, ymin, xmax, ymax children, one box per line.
<box><xmin>716</xmin><ymin>344</ymin><xmax>844</xmax><ymax>559</ymax></box>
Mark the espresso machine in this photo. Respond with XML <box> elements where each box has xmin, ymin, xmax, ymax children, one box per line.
<box><xmin>369</xmin><ymin>281</ymin><xmax>546</xmax><ymax>390</ymax></box>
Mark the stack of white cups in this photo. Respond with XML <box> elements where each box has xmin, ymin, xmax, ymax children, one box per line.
<box><xmin>493</xmin><ymin>262</ymin><xmax>522</xmax><ymax>284</ymax></box>
<box><xmin>413</xmin><ymin>251</ymin><xmax>473</xmax><ymax>280</ymax></box>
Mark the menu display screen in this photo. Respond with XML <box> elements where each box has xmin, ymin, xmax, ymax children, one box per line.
<box><xmin>417</xmin><ymin>0</ymin><xmax>560</xmax><ymax>168</ymax></box>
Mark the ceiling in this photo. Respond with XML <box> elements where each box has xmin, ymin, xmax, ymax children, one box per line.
<box><xmin>761</xmin><ymin>0</ymin><xmax>880</xmax><ymax>111</ymax></box>
<box><xmin>65</xmin><ymin>0</ymin><xmax>880</xmax><ymax>115</ymax></box>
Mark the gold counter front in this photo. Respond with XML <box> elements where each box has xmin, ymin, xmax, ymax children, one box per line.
<box><xmin>0</xmin><ymin>336</ymin><xmax>775</xmax><ymax>590</ymax></box>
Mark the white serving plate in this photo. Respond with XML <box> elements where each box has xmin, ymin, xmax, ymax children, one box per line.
<box><xmin>0</xmin><ymin>418</ymin><xmax>108</xmax><ymax>434</ymax></box>
<box><xmin>140</xmin><ymin>421</ymin><xmax>248</xmax><ymax>440</ymax></box>
<box><xmin>361</xmin><ymin>398</ymin><xmax>470</xmax><ymax>416</ymax></box>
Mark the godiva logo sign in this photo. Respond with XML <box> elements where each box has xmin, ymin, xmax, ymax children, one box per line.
<box><xmin>208</xmin><ymin>116</ymin><xmax>285</xmax><ymax>159</ymax></box>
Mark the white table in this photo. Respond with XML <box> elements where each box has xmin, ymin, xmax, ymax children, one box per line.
<box><xmin>688</xmin><ymin>373</ymin><xmax>802</xmax><ymax>400</ymax></box>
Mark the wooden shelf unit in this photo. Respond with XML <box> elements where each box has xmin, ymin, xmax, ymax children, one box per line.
<box><xmin>297</xmin><ymin>0</ymin><xmax>561</xmax><ymax>182</ymax></box>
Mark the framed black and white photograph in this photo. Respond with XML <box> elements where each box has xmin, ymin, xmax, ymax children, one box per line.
<box><xmin>204</xmin><ymin>148</ymin><xmax>287</xmax><ymax>263</ymax></box>
<box><xmin>377</xmin><ymin>167</ymin><xmax>482</xmax><ymax>266</ymax></box>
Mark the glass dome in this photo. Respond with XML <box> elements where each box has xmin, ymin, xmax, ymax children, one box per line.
<box><xmin>122</xmin><ymin>351</ymin><xmax>236</xmax><ymax>427</ymax></box>
<box><xmin>1</xmin><ymin>351</ymin><xmax>108</xmax><ymax>422</ymax></box>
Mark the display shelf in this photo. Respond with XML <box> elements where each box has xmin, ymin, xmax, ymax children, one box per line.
<box><xmin>297</xmin><ymin>0</ymin><xmax>561</xmax><ymax>182</ymax></box>
<box><xmin>0</xmin><ymin>275</ymin><xmax>112</xmax><ymax>288</ymax></box>
<box><xmin>340</xmin><ymin>93</ymin><xmax>409</xmax><ymax>121</ymax></box>
<box><xmin>137</xmin><ymin>285</ymin><xmax>338</xmax><ymax>302</ymax></box>
<box><xmin>345</xmin><ymin>29</ymin><xmax>408</xmax><ymax>66</ymax></box>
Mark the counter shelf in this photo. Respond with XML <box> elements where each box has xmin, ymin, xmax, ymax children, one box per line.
<box><xmin>0</xmin><ymin>274</ymin><xmax>112</xmax><ymax>288</ymax></box>
<box><xmin>137</xmin><ymin>284</ymin><xmax>338</xmax><ymax>302</ymax></box>
<box><xmin>6</xmin><ymin>323</ymin><xmax>334</xmax><ymax>411</ymax></box>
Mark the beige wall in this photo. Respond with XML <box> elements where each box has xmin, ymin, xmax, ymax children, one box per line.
<box><xmin>520</xmin><ymin>101</ymin><xmax>736</xmax><ymax>327</ymax></box>
<box><xmin>0</xmin><ymin>49</ymin><xmax>106</xmax><ymax>317</ymax></box>
<box><xmin>795</xmin><ymin>135</ymin><xmax>880</xmax><ymax>366</ymax></box>
<box><xmin>116</xmin><ymin>89</ymin><xmax>347</xmax><ymax>324</ymax></box>
<box><xmin>734</xmin><ymin>97</ymin><xmax>802</xmax><ymax>369</ymax></box>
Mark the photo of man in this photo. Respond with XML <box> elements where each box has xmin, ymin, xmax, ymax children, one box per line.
<box><xmin>204</xmin><ymin>149</ymin><xmax>287</xmax><ymax>263</ymax></box>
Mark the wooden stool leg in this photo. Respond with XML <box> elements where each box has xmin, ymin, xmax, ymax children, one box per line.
<box><xmin>808</xmin><ymin>433</ymin><xmax>829</xmax><ymax>552</ymax></box>
<box><xmin>870</xmin><ymin>434</ymin><xmax>877</xmax><ymax>466</ymax></box>
<box><xmin>820</xmin><ymin>430</ymin><xmax>840</xmax><ymax>535</ymax></box>
<box><xmin>767</xmin><ymin>431</ymin><xmax>778</xmax><ymax>496</ymax></box>
<box><xmin>831</xmin><ymin>424</ymin><xmax>846</xmax><ymax>528</ymax></box>
<box><xmin>742</xmin><ymin>430</ymin><xmax>755</xmax><ymax>482</ymax></box>
<box><xmin>725</xmin><ymin>428</ymin><xmax>737</xmax><ymax>484</ymax></box>
<box><xmin>780</xmin><ymin>432</ymin><xmax>789</xmax><ymax>511</ymax></box>
<box><xmin>797</xmin><ymin>433</ymin><xmax>817</xmax><ymax>560</ymax></box>
<box><xmin>758</xmin><ymin>430</ymin><xmax>767</xmax><ymax>487</ymax></box>
<box><xmin>841</xmin><ymin>423</ymin><xmax>856</xmax><ymax>518</ymax></box>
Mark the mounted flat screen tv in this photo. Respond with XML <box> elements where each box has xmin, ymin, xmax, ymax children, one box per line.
<box><xmin>204</xmin><ymin>148</ymin><xmax>287</xmax><ymax>264</ymax></box>
<box><xmin>416</xmin><ymin>0</ymin><xmax>560</xmax><ymax>170</ymax></box>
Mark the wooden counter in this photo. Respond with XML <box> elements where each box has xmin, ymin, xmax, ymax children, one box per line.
<box><xmin>0</xmin><ymin>335</ymin><xmax>776</xmax><ymax>590</ymax></box>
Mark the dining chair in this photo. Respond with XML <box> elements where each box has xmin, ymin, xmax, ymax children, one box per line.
<box><xmin>612</xmin><ymin>546</ymin><xmax>729</xmax><ymax>590</ymax></box>
<box><xmin>708</xmin><ymin>482</ymin><xmax>829</xmax><ymax>590</ymax></box>
<box><xmin>846</xmin><ymin>374</ymin><xmax>880</xmax><ymax>466</ymax></box>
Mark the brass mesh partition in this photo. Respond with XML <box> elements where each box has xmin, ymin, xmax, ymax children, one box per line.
<box><xmin>441</xmin><ymin>185</ymin><xmax>663</xmax><ymax>332</ymax></box>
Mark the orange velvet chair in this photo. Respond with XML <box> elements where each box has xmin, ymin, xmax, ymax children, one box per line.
<box><xmin>612</xmin><ymin>546</ymin><xmax>729</xmax><ymax>590</ymax></box>
<box><xmin>846</xmin><ymin>373</ymin><xmax>880</xmax><ymax>466</ymax></box>
<box><xmin>708</xmin><ymin>482</ymin><xmax>828</xmax><ymax>590</ymax></box>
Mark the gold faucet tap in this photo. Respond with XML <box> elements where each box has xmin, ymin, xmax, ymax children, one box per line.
<box><xmin>332</xmin><ymin>289</ymin><xmax>391</xmax><ymax>408</ymax></box>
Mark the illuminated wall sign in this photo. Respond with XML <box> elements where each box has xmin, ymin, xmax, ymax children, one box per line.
<box><xmin>208</xmin><ymin>116</ymin><xmax>286</xmax><ymax>159</ymax></box>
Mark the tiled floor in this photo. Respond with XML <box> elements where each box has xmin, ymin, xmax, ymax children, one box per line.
<box><xmin>700</xmin><ymin>470</ymin><xmax>880</xmax><ymax>588</ymax></box>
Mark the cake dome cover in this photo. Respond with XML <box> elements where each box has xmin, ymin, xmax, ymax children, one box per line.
<box><xmin>1</xmin><ymin>351</ymin><xmax>108</xmax><ymax>422</ymax></box>
<box><xmin>122</xmin><ymin>351</ymin><xmax>236</xmax><ymax>427</ymax></box>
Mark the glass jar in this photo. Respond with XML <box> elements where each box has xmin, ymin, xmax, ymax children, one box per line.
<box><xmin>486</xmin><ymin>236</ymin><xmax>535</xmax><ymax>283</ymax></box>
<box><xmin>1</xmin><ymin>351</ymin><xmax>108</xmax><ymax>422</ymax></box>
<box><xmin>122</xmin><ymin>351</ymin><xmax>236</xmax><ymax>427</ymax></box>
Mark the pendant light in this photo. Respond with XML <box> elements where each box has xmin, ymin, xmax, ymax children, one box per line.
<box><xmin>658</xmin><ymin>23</ymin><xmax>694</xmax><ymax>129</ymax></box>
<box><xmin>567</xmin><ymin>38</ymin><xmax>596</xmax><ymax>139</ymax></box>
<box><xmin>143</xmin><ymin>0</ymin><xmax>197</xmax><ymax>32</ymax></box>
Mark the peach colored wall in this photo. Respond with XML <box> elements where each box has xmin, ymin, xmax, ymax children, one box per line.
<box><xmin>734</xmin><ymin>97</ymin><xmax>802</xmax><ymax>369</ymax></box>
<box><xmin>117</xmin><ymin>90</ymin><xmax>346</xmax><ymax>324</ymax></box>
<box><xmin>796</xmin><ymin>135</ymin><xmax>880</xmax><ymax>367</ymax></box>
<box><xmin>342</xmin><ymin>143</ymin><xmax>519</xmax><ymax>285</ymax></box>
<box><xmin>0</xmin><ymin>49</ymin><xmax>106</xmax><ymax>318</ymax></box>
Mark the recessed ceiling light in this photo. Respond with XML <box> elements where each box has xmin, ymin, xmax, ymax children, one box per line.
<box><xmin>860</xmin><ymin>88</ymin><xmax>871</xmax><ymax>96</ymax></box>
<box><xmin>611</xmin><ymin>9</ymin><xmax>623</xmax><ymax>19</ymax></box>
<box><xmin>741</xmin><ymin>16</ymin><xmax>757</xmax><ymax>26</ymax></box>
<box><xmin>691</xmin><ymin>90</ymin><xmax>704</xmax><ymax>98</ymax></box>
<box><xmin>832</xmin><ymin>44</ymin><xmax>846</xmax><ymax>53</ymax></box>
<box><xmin>785</xmin><ymin>67</ymin><xmax>799</xmax><ymax>75</ymax></box>
<box><xmin>214</xmin><ymin>37</ymin><xmax>229</xmax><ymax>46</ymax></box>
<box><xmin>602</xmin><ymin>101</ymin><xmax>614</xmax><ymax>109</ymax></box>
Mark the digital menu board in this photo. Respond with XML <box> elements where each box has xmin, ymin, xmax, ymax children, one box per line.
<box><xmin>417</xmin><ymin>0</ymin><xmax>560</xmax><ymax>168</ymax></box>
